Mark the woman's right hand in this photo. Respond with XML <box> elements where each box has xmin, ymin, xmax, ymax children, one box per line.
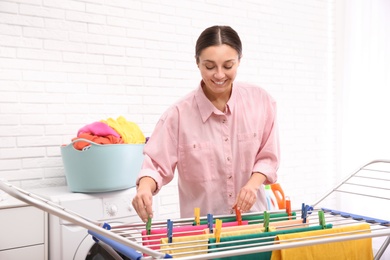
<box><xmin>132</xmin><ymin>177</ymin><xmax>156</xmax><ymax>222</ymax></box>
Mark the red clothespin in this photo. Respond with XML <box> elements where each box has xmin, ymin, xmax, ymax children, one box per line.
<box><xmin>285</xmin><ymin>196</ymin><xmax>291</xmax><ymax>220</ymax></box>
<box><xmin>235</xmin><ymin>206</ymin><xmax>242</xmax><ymax>225</ymax></box>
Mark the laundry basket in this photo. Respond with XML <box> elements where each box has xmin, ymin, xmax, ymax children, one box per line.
<box><xmin>61</xmin><ymin>139</ymin><xmax>144</xmax><ymax>193</ymax></box>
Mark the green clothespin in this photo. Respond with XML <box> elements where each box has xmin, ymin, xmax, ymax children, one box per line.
<box><xmin>263</xmin><ymin>211</ymin><xmax>270</xmax><ymax>232</ymax></box>
<box><xmin>318</xmin><ymin>210</ymin><xmax>326</xmax><ymax>229</ymax></box>
<box><xmin>146</xmin><ymin>216</ymin><xmax>152</xmax><ymax>235</ymax></box>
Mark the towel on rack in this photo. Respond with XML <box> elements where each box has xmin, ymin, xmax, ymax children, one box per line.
<box><xmin>196</xmin><ymin>212</ymin><xmax>296</xmax><ymax>225</ymax></box>
<box><xmin>142</xmin><ymin>221</ymin><xmax>248</xmax><ymax>252</ymax></box>
<box><xmin>204</xmin><ymin>219</ymin><xmax>306</xmax><ymax>234</ymax></box>
<box><xmin>160</xmin><ymin>227</ymin><xmax>268</xmax><ymax>258</ymax></box>
<box><xmin>270</xmin><ymin>223</ymin><xmax>373</xmax><ymax>260</ymax></box>
<box><xmin>208</xmin><ymin>224</ymin><xmax>333</xmax><ymax>260</ymax></box>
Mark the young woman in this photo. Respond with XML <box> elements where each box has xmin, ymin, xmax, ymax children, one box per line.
<box><xmin>132</xmin><ymin>25</ymin><xmax>280</xmax><ymax>222</ymax></box>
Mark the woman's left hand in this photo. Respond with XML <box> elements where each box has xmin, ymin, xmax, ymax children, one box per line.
<box><xmin>233</xmin><ymin>172</ymin><xmax>266</xmax><ymax>212</ymax></box>
<box><xmin>233</xmin><ymin>184</ymin><xmax>258</xmax><ymax>212</ymax></box>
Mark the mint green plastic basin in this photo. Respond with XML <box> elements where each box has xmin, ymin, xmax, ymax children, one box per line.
<box><xmin>60</xmin><ymin>139</ymin><xmax>144</xmax><ymax>193</ymax></box>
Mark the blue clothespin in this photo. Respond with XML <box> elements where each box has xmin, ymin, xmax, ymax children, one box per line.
<box><xmin>207</xmin><ymin>214</ymin><xmax>214</xmax><ymax>234</ymax></box>
<box><xmin>167</xmin><ymin>219</ymin><xmax>173</xmax><ymax>243</ymax></box>
<box><xmin>92</xmin><ymin>222</ymin><xmax>111</xmax><ymax>243</ymax></box>
<box><xmin>301</xmin><ymin>203</ymin><xmax>313</xmax><ymax>223</ymax></box>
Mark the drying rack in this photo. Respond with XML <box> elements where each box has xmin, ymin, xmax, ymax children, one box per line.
<box><xmin>1</xmin><ymin>159</ymin><xmax>390</xmax><ymax>259</ymax></box>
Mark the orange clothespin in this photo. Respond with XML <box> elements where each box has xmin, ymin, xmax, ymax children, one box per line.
<box><xmin>194</xmin><ymin>207</ymin><xmax>200</xmax><ymax>226</ymax></box>
<box><xmin>285</xmin><ymin>197</ymin><xmax>292</xmax><ymax>220</ymax></box>
<box><xmin>235</xmin><ymin>206</ymin><xmax>242</xmax><ymax>225</ymax></box>
<box><xmin>215</xmin><ymin>219</ymin><xmax>222</xmax><ymax>243</ymax></box>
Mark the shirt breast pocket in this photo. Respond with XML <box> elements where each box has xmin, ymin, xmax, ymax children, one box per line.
<box><xmin>178</xmin><ymin>141</ymin><xmax>216</xmax><ymax>182</ymax></box>
<box><xmin>238</xmin><ymin>132</ymin><xmax>262</xmax><ymax>174</ymax></box>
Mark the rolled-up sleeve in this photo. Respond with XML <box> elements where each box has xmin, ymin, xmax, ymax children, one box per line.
<box><xmin>136</xmin><ymin>108</ymin><xmax>179</xmax><ymax>194</ymax></box>
<box><xmin>252</xmin><ymin>96</ymin><xmax>280</xmax><ymax>184</ymax></box>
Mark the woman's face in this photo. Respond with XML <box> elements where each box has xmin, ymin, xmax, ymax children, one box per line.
<box><xmin>197</xmin><ymin>44</ymin><xmax>240</xmax><ymax>97</ymax></box>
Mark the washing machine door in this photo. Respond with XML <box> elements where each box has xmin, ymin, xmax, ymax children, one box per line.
<box><xmin>74</xmin><ymin>233</ymin><xmax>131</xmax><ymax>260</ymax></box>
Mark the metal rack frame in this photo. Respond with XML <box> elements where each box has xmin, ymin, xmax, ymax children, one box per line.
<box><xmin>1</xmin><ymin>159</ymin><xmax>389</xmax><ymax>259</ymax></box>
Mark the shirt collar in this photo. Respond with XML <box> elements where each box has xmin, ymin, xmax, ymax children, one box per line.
<box><xmin>195</xmin><ymin>81</ymin><xmax>237</xmax><ymax>123</ymax></box>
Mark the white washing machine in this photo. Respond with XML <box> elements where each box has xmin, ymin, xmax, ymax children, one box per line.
<box><xmin>33</xmin><ymin>186</ymin><xmax>156</xmax><ymax>260</ymax></box>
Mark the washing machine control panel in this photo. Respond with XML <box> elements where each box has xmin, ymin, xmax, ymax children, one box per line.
<box><xmin>106</xmin><ymin>203</ymin><xmax>118</xmax><ymax>216</ymax></box>
<box><xmin>102</xmin><ymin>189</ymin><xmax>137</xmax><ymax>219</ymax></box>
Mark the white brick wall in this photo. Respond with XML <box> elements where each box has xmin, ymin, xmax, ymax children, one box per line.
<box><xmin>0</xmin><ymin>0</ymin><xmax>336</xmax><ymax>216</ymax></box>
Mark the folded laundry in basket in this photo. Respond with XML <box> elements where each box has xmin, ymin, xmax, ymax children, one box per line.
<box><xmin>270</xmin><ymin>223</ymin><xmax>373</xmax><ymax>260</ymax></box>
<box><xmin>77</xmin><ymin>121</ymin><xmax>121</xmax><ymax>138</ymax></box>
<box><xmin>101</xmin><ymin>116</ymin><xmax>145</xmax><ymax>144</ymax></box>
<box><xmin>72</xmin><ymin>133</ymin><xmax>123</xmax><ymax>150</ymax></box>
<box><xmin>208</xmin><ymin>224</ymin><xmax>333</xmax><ymax>260</ymax></box>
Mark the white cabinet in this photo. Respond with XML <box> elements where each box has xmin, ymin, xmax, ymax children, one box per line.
<box><xmin>0</xmin><ymin>198</ymin><xmax>47</xmax><ymax>260</ymax></box>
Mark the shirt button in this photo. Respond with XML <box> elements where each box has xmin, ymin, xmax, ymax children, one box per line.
<box><xmin>230</xmin><ymin>209</ymin><xmax>234</xmax><ymax>214</ymax></box>
<box><xmin>228</xmin><ymin>175</ymin><xmax>232</xmax><ymax>179</ymax></box>
<box><xmin>222</xmin><ymin>120</ymin><xmax>226</xmax><ymax>123</ymax></box>
<box><xmin>225</xmin><ymin>137</ymin><xmax>229</xmax><ymax>142</ymax></box>
<box><xmin>229</xmin><ymin>193</ymin><xmax>232</xmax><ymax>197</ymax></box>
<box><xmin>227</xmin><ymin>157</ymin><xmax>231</xmax><ymax>161</ymax></box>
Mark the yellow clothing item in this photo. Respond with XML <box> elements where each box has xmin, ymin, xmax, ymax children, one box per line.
<box><xmin>160</xmin><ymin>227</ymin><xmax>269</xmax><ymax>258</ymax></box>
<box><xmin>271</xmin><ymin>223</ymin><xmax>373</xmax><ymax>260</ymax></box>
<box><xmin>101</xmin><ymin>116</ymin><xmax>145</xmax><ymax>144</ymax></box>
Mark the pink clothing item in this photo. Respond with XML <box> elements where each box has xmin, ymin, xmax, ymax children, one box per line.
<box><xmin>137</xmin><ymin>81</ymin><xmax>280</xmax><ymax>218</ymax></box>
<box><xmin>77</xmin><ymin>121</ymin><xmax>120</xmax><ymax>138</ymax></box>
<box><xmin>141</xmin><ymin>221</ymin><xmax>248</xmax><ymax>252</ymax></box>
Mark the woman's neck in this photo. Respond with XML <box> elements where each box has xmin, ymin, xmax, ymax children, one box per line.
<box><xmin>201</xmin><ymin>81</ymin><xmax>232</xmax><ymax>112</ymax></box>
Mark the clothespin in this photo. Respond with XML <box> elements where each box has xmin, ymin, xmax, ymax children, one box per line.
<box><xmin>207</xmin><ymin>214</ymin><xmax>214</xmax><ymax>234</ymax></box>
<box><xmin>285</xmin><ymin>197</ymin><xmax>292</xmax><ymax>220</ymax></box>
<box><xmin>301</xmin><ymin>203</ymin><xmax>308</xmax><ymax>223</ymax></box>
<box><xmin>92</xmin><ymin>222</ymin><xmax>111</xmax><ymax>243</ymax></box>
<box><xmin>235</xmin><ymin>206</ymin><xmax>242</xmax><ymax>225</ymax></box>
<box><xmin>167</xmin><ymin>219</ymin><xmax>173</xmax><ymax>243</ymax></box>
<box><xmin>263</xmin><ymin>211</ymin><xmax>270</xmax><ymax>232</ymax></box>
<box><xmin>146</xmin><ymin>216</ymin><xmax>152</xmax><ymax>235</ymax></box>
<box><xmin>194</xmin><ymin>207</ymin><xmax>200</xmax><ymax>226</ymax></box>
<box><xmin>318</xmin><ymin>210</ymin><xmax>326</xmax><ymax>229</ymax></box>
<box><xmin>215</xmin><ymin>219</ymin><xmax>222</xmax><ymax>243</ymax></box>
<box><xmin>301</xmin><ymin>203</ymin><xmax>314</xmax><ymax>223</ymax></box>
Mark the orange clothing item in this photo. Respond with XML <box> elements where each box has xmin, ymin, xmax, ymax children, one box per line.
<box><xmin>72</xmin><ymin>133</ymin><xmax>123</xmax><ymax>150</ymax></box>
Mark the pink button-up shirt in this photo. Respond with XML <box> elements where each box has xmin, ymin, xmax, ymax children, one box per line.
<box><xmin>137</xmin><ymin>81</ymin><xmax>280</xmax><ymax>218</ymax></box>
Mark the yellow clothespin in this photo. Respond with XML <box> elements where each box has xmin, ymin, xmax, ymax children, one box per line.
<box><xmin>215</xmin><ymin>219</ymin><xmax>222</xmax><ymax>243</ymax></box>
<box><xmin>194</xmin><ymin>207</ymin><xmax>200</xmax><ymax>226</ymax></box>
